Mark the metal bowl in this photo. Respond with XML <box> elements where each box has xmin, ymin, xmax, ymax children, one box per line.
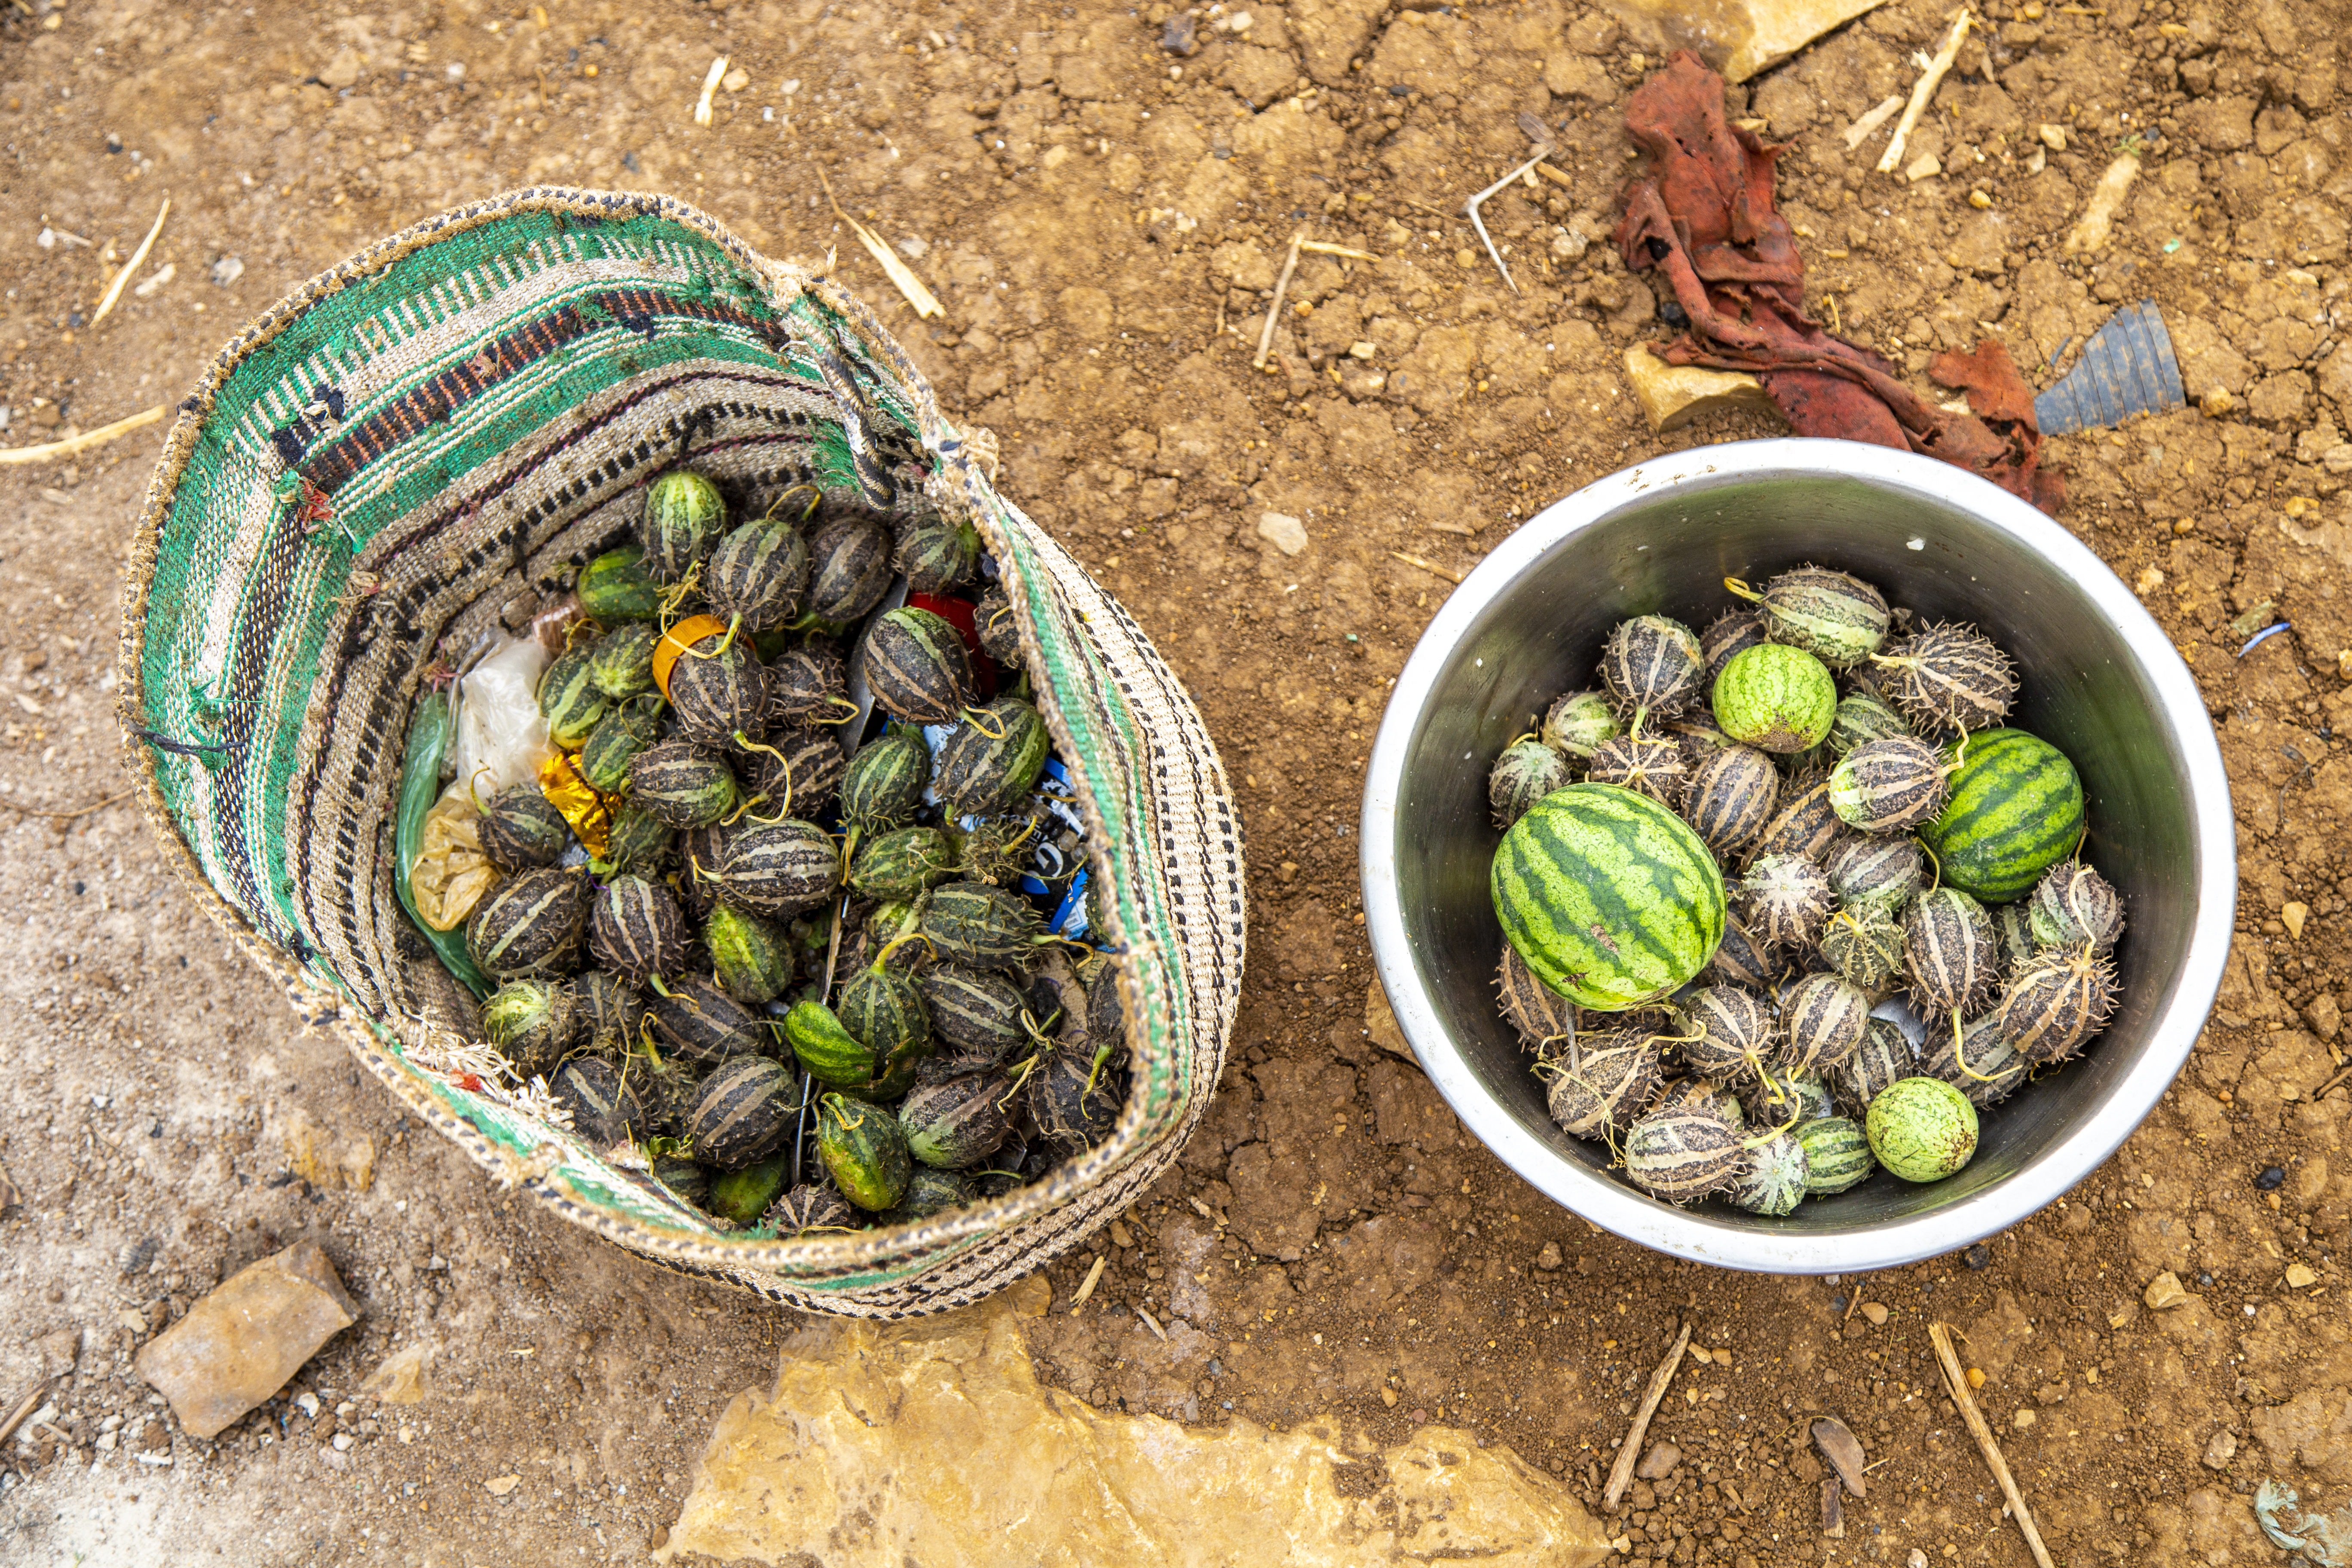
<box><xmin>1361</xmin><ymin>438</ymin><xmax>2234</xmax><ymax>1272</ymax></box>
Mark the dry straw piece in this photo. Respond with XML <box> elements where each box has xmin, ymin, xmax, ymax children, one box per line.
<box><xmin>91</xmin><ymin>196</ymin><xmax>170</xmax><ymax>328</ymax></box>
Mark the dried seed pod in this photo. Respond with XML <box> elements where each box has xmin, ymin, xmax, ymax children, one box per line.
<box><xmin>575</xmin><ymin>969</ymin><xmax>645</xmax><ymax>1060</ymax></box>
<box><xmin>840</xmin><ymin>728</ymin><xmax>933</xmax><ymax>832</ymax></box>
<box><xmin>577</xmin><ymin>547</ymin><xmax>665</xmax><ymax>623</ymax></box>
<box><xmin>1587</xmin><ymin>733</ymin><xmax>1690</xmax><ymax>807</ymax></box>
<box><xmin>632</xmin><ymin>736</ymin><xmax>741</xmax><ymax>828</ymax></box>
<box><xmin>538</xmin><ymin>642</ymin><xmax>611</xmax><ymax>750</ymax></box>
<box><xmin>1824</xmin><ymin>835</ymin><xmax>1924</xmax><ymax>913</ymax></box>
<box><xmin>1490</xmin><ymin>738</ymin><xmax>1573</xmax><ymax>828</ymax></box>
<box><xmin>1027</xmin><ymin>1045</ymin><xmax>1123</xmax><ymax>1157</ymax></box>
<box><xmin>899</xmin><ymin>1064</ymin><xmax>1014</xmax><ymax>1169</ymax></box>
<box><xmin>1776</xmin><ymin>972</ymin><xmax>1872</xmax><ymax>1077</ymax></box>
<box><xmin>466</xmin><ymin>867</ymin><xmax>589</xmax><ymax>980</ymax></box>
<box><xmin>807</xmin><ymin>516</ymin><xmax>895</xmax><ymax>623</ymax></box>
<box><xmin>1681</xmin><ymin>744</ymin><xmax>1780</xmax><ymax>859</ymax></box>
<box><xmin>861</xmin><ymin>606</ymin><xmax>977</xmax><ymax>725</ymax></box>
<box><xmin>1749</xmin><ymin>770</ymin><xmax>1841</xmax><ymax>864</ymax></box>
<box><xmin>588</xmin><ymin>873</ymin><xmax>692</xmax><ymax>986</ymax></box>
<box><xmin>1728</xmin><ymin>565</ymin><xmax>1890</xmax><ymax>668</ymax></box>
<box><xmin>706</xmin><ymin>517</ymin><xmax>811</xmax><ymax>633</ymax></box>
<box><xmin>1794</xmin><ymin>1115</ymin><xmax>1875</xmax><ymax>1194</ymax></box>
<box><xmin>849</xmin><ymin>826</ymin><xmax>960</xmax><ymax>900</ymax></box>
<box><xmin>919</xmin><ymin>963</ymin><xmax>1032</xmax><ymax>1061</ymax></box>
<box><xmin>1866</xmin><ymin>1076</ymin><xmax>1979</xmax><ymax>1182</ymax></box>
<box><xmin>1997</xmin><ymin>948</ymin><xmax>2118</xmax><ymax>1065</ymax></box>
<box><xmin>975</xmin><ymin>585</ymin><xmax>1023</xmax><ymax>666</ymax></box>
<box><xmin>1599</xmin><ymin>615</ymin><xmax>1704</xmax><ymax>728</ymax></box>
<box><xmin>480</xmin><ymin>978</ymin><xmax>581</xmax><ymax>1079</ymax></box>
<box><xmin>1541</xmin><ymin>689</ymin><xmax>1620</xmax><ymax>760</ymax></box>
<box><xmin>922</xmin><ymin>881</ymin><xmax>1047</xmax><ymax>971</ymax></box>
<box><xmin>744</xmin><ymin>726</ymin><xmax>848</xmax><ymax>818</ymax></box>
<box><xmin>601</xmin><ymin>800</ymin><xmax>676</xmax><ymax>876</ymax></box>
<box><xmin>646</xmin><ymin>971</ymin><xmax>772</xmax><ymax>1065</ymax></box>
<box><xmin>576</xmin><ymin>691</ymin><xmax>665</xmax><ymax>794</ymax></box>
<box><xmin>641</xmin><ymin>469</ymin><xmax>728</xmax><ymax>582</ymax></box>
<box><xmin>1829</xmin><ymin>735</ymin><xmax>1951</xmax><ymax>834</ymax></box>
<box><xmin>1819</xmin><ymin>903</ymin><xmax>1906</xmax><ymax>992</ymax></box>
<box><xmin>1873</xmin><ymin>622</ymin><xmax>2018</xmax><ymax>735</ymax></box>
<box><xmin>1741</xmin><ymin>853</ymin><xmax>1834</xmax><ymax>950</ymax></box>
<box><xmin>587</xmin><ymin>622</ymin><xmax>661</xmax><ymax>701</ymax></box>
<box><xmin>956</xmin><ymin>818</ymin><xmax>1037</xmax><ymax>886</ymax></box>
<box><xmin>705</xmin><ymin>904</ymin><xmax>793</xmax><ymax>1006</ymax></box>
<box><xmin>765</xmin><ymin>1182</ymin><xmax>857</xmax><ymax>1237</ymax></box>
<box><xmin>1903</xmin><ymin>887</ymin><xmax>2001</xmax><ymax>1016</ymax></box>
<box><xmin>937</xmin><ymin>698</ymin><xmax>1052</xmax><ymax>818</ymax></box>
<box><xmin>2027</xmin><ymin>862</ymin><xmax>2125</xmax><ymax>953</ymax></box>
<box><xmin>688</xmin><ymin>1056</ymin><xmax>796</xmax><ymax>1170</ymax></box>
<box><xmin>1676</xmin><ymin>985</ymin><xmax>1778</xmax><ymax>1081</ymax></box>
<box><xmin>550</xmin><ymin>1056</ymin><xmax>646</xmax><ymax>1148</ymax></box>
<box><xmin>1701</xmin><ymin>608</ymin><xmax>1769</xmax><ymax>683</ymax></box>
<box><xmin>667</xmin><ymin>634</ymin><xmax>770</xmax><ymax>750</ymax></box>
<box><xmin>1919</xmin><ymin>1010</ymin><xmax>2027</xmax><ymax>1105</ymax></box>
<box><xmin>1541</xmin><ymin>1031</ymin><xmax>1663</xmax><ymax>1139</ymax></box>
<box><xmin>895</xmin><ymin>515</ymin><xmax>982</xmax><ymax>594</ymax></box>
<box><xmin>1621</xmin><ymin>1106</ymin><xmax>1744</xmax><ymax>1204</ymax></box>
<box><xmin>478</xmin><ymin>784</ymin><xmax>570</xmax><ymax>875</ymax></box>
<box><xmin>1497</xmin><ymin>945</ymin><xmax>1577</xmax><ymax>1049</ymax></box>
<box><xmin>766</xmin><ymin>643</ymin><xmax>853</xmax><ymax>729</ymax></box>
<box><xmin>1727</xmin><ymin>1128</ymin><xmax>1811</xmax><ymax>1216</ymax></box>
<box><xmin>1830</xmin><ymin>1014</ymin><xmax>1917</xmax><ymax>1116</ymax></box>
<box><xmin>1828</xmin><ymin>689</ymin><xmax>1912</xmax><ymax>756</ymax></box>
<box><xmin>1709</xmin><ymin>913</ymin><xmax>1783</xmax><ymax>992</ymax></box>
<box><xmin>699</xmin><ymin>818</ymin><xmax>841</xmax><ymax>918</ymax></box>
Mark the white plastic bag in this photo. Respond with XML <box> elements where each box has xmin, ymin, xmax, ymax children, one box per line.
<box><xmin>455</xmin><ymin>636</ymin><xmax>553</xmax><ymax>799</ymax></box>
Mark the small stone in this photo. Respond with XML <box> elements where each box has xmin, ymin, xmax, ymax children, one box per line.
<box><xmin>2286</xmin><ymin>1262</ymin><xmax>2319</xmax><ymax>1289</ymax></box>
<box><xmin>1535</xmin><ymin>1241</ymin><xmax>1563</xmax><ymax>1272</ymax></box>
<box><xmin>2011</xmin><ymin>1408</ymin><xmax>2038</xmax><ymax>1430</ymax></box>
<box><xmin>294</xmin><ymin>1391</ymin><xmax>321</xmax><ymax>1420</ymax></box>
<box><xmin>2256</xmin><ymin>1166</ymin><xmax>2288</xmax><ymax>1191</ymax></box>
<box><xmin>1909</xmin><ymin>1551</ymin><xmax>1931</xmax><ymax>1568</ymax></box>
<box><xmin>0</xmin><ymin>1159</ymin><xmax>17</xmax><ymax>1213</ymax></box>
<box><xmin>1962</xmin><ymin>1243</ymin><xmax>1992</xmax><ymax>1270</ymax></box>
<box><xmin>1859</xmin><ymin>1302</ymin><xmax>1889</xmax><ymax>1326</ymax></box>
<box><xmin>2202</xmin><ymin>1430</ymin><xmax>2237</xmax><ymax>1469</ymax></box>
<box><xmin>485</xmin><ymin>1473</ymin><xmax>522</xmax><ymax>1496</ymax></box>
<box><xmin>1348</xmin><ymin>340</ymin><xmax>1377</xmax><ymax>360</ymax></box>
<box><xmin>2282</xmin><ymin>901</ymin><xmax>2309</xmax><ymax>940</ymax></box>
<box><xmin>332</xmin><ymin>1432</ymin><xmax>355</xmax><ymax>1452</ymax></box>
<box><xmin>132</xmin><ymin>1241</ymin><xmax>360</xmax><ymax>1440</ymax></box>
<box><xmin>1380</xmin><ymin>1386</ymin><xmax>1398</xmax><ymax>1407</ymax></box>
<box><xmin>1635</xmin><ymin>1440</ymin><xmax>1681</xmax><ymax>1479</ymax></box>
<box><xmin>1811</xmin><ymin>1416</ymin><xmax>1867</xmax><ymax>1498</ymax></box>
<box><xmin>1109</xmin><ymin>1221</ymin><xmax>1134</xmax><ymax>1249</ymax></box>
<box><xmin>1256</xmin><ymin>512</ymin><xmax>1310</xmax><ymax>557</ymax></box>
<box><xmin>2143</xmin><ymin>1270</ymin><xmax>2189</xmax><ymax>1311</ymax></box>
<box><xmin>1623</xmin><ymin>346</ymin><xmax>1773</xmax><ymax>433</ymax></box>
<box><xmin>2038</xmin><ymin>123</ymin><xmax>2068</xmax><ymax>150</ymax></box>
<box><xmin>1905</xmin><ymin>153</ymin><xmax>1942</xmax><ymax>181</ymax></box>
<box><xmin>1966</xmin><ymin>1367</ymin><xmax>1985</xmax><ymax>1390</ymax></box>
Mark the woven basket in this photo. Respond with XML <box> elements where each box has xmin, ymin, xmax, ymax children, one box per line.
<box><xmin>115</xmin><ymin>187</ymin><xmax>1247</xmax><ymax>1315</ymax></box>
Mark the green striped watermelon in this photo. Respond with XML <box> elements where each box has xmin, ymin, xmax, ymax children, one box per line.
<box><xmin>1918</xmin><ymin>727</ymin><xmax>2084</xmax><ymax>903</ymax></box>
<box><xmin>1491</xmin><ymin>782</ymin><xmax>1726</xmax><ymax>1012</ymax></box>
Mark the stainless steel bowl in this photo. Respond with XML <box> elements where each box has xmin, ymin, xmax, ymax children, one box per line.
<box><xmin>1361</xmin><ymin>438</ymin><xmax>2235</xmax><ymax>1272</ymax></box>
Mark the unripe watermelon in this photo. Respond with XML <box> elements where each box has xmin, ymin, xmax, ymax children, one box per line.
<box><xmin>1917</xmin><ymin>728</ymin><xmax>2084</xmax><ymax>903</ymax></box>
<box><xmin>1491</xmin><ymin>782</ymin><xmax>1726</xmax><ymax>1012</ymax></box>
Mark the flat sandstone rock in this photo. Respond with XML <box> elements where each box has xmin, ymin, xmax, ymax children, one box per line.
<box><xmin>1623</xmin><ymin>347</ymin><xmax>1776</xmax><ymax>433</ymax></box>
<box><xmin>1601</xmin><ymin>0</ymin><xmax>1888</xmax><ymax>83</ymax></box>
<box><xmin>134</xmin><ymin>1240</ymin><xmax>361</xmax><ymax>1439</ymax></box>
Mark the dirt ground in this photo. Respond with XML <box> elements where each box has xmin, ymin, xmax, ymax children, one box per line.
<box><xmin>1</xmin><ymin>0</ymin><xmax>2348</xmax><ymax>1562</ymax></box>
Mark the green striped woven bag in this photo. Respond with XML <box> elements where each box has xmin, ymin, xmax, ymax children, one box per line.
<box><xmin>114</xmin><ymin>188</ymin><xmax>1246</xmax><ymax>1316</ymax></box>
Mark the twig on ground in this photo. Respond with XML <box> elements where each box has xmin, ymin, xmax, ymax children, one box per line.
<box><xmin>1399</xmin><ymin>196</ymin><xmax>1456</xmax><ymax>222</ymax></box>
<box><xmin>1929</xmin><ymin>1321</ymin><xmax>2056</xmax><ymax>1568</ymax></box>
<box><xmin>1135</xmin><ymin>1306</ymin><xmax>1167</xmax><ymax>1342</ymax></box>
<box><xmin>1253</xmin><ymin>230</ymin><xmax>1304</xmax><ymax>371</ymax></box>
<box><xmin>2312</xmin><ymin>1059</ymin><xmax>2352</xmax><ymax>1101</ymax></box>
<box><xmin>0</xmin><ymin>404</ymin><xmax>167</xmax><ymax>466</ymax></box>
<box><xmin>1842</xmin><ymin>94</ymin><xmax>1905</xmax><ymax>151</ymax></box>
<box><xmin>1537</xmin><ymin>162</ymin><xmax>1574</xmax><ymax>188</ymax></box>
<box><xmin>817</xmin><ymin>171</ymin><xmax>944</xmax><ymax>318</ymax></box>
<box><xmin>0</xmin><ymin>1382</ymin><xmax>47</xmax><ymax>1449</ymax></box>
<box><xmin>1388</xmin><ymin>550</ymin><xmax>1462</xmax><ymax>585</ymax></box>
<box><xmin>1069</xmin><ymin>1253</ymin><xmax>1109</xmax><ymax>1313</ymax></box>
<box><xmin>1605</xmin><ymin>1321</ymin><xmax>1691</xmax><ymax>1510</ymax></box>
<box><xmin>693</xmin><ymin>56</ymin><xmax>727</xmax><ymax>126</ymax></box>
<box><xmin>1298</xmin><ymin>239</ymin><xmax>1378</xmax><ymax>261</ymax></box>
<box><xmin>3</xmin><ymin>789</ymin><xmax>135</xmax><ymax>821</ymax></box>
<box><xmin>1878</xmin><ymin>10</ymin><xmax>1975</xmax><ymax>175</ymax></box>
<box><xmin>1466</xmin><ymin>150</ymin><xmax>1551</xmax><ymax>294</ymax></box>
<box><xmin>91</xmin><ymin>197</ymin><xmax>170</xmax><ymax>327</ymax></box>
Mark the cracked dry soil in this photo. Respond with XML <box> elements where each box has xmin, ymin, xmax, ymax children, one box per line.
<box><xmin>1</xmin><ymin>0</ymin><xmax>2350</xmax><ymax>1564</ymax></box>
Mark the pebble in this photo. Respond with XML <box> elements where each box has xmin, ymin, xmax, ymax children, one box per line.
<box><xmin>2012</xmin><ymin>1408</ymin><xmax>2038</xmax><ymax>1430</ymax></box>
<box><xmin>1534</xmin><ymin>1241</ymin><xmax>1563</xmax><ymax>1272</ymax></box>
<box><xmin>1859</xmin><ymin>1302</ymin><xmax>1889</xmax><ymax>1326</ymax></box>
<box><xmin>1962</xmin><ymin>1243</ymin><xmax>1993</xmax><ymax>1270</ymax></box>
<box><xmin>132</xmin><ymin>1241</ymin><xmax>359</xmax><ymax>1440</ymax></box>
<box><xmin>1256</xmin><ymin>511</ymin><xmax>1309</xmax><ymax>557</ymax></box>
<box><xmin>2256</xmin><ymin>1166</ymin><xmax>2287</xmax><ymax>1191</ymax></box>
<box><xmin>331</xmin><ymin>1432</ymin><xmax>354</xmax><ymax>1452</ymax></box>
<box><xmin>2202</xmin><ymin>1430</ymin><xmax>2237</xmax><ymax>1469</ymax></box>
<box><xmin>2285</xmin><ymin>1263</ymin><xmax>2319</xmax><ymax>1289</ymax></box>
<box><xmin>1635</xmin><ymin>1440</ymin><xmax>1681</xmax><ymax>1479</ymax></box>
<box><xmin>2143</xmin><ymin>1270</ymin><xmax>2190</xmax><ymax>1311</ymax></box>
<box><xmin>485</xmin><ymin>1473</ymin><xmax>522</xmax><ymax>1495</ymax></box>
<box><xmin>1109</xmin><ymin>1221</ymin><xmax>1134</xmax><ymax>1249</ymax></box>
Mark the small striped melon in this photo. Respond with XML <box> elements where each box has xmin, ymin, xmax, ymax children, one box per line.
<box><xmin>1918</xmin><ymin>728</ymin><xmax>2084</xmax><ymax>903</ymax></box>
<box><xmin>1491</xmin><ymin>782</ymin><xmax>1726</xmax><ymax>1012</ymax></box>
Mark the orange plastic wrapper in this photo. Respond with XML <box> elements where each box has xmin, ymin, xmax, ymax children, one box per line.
<box><xmin>653</xmin><ymin>614</ymin><xmax>728</xmax><ymax>700</ymax></box>
<box><xmin>538</xmin><ymin>750</ymin><xmax>616</xmax><ymax>860</ymax></box>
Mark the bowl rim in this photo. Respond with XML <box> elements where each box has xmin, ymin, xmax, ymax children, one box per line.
<box><xmin>1360</xmin><ymin>436</ymin><xmax>2237</xmax><ymax>1273</ymax></box>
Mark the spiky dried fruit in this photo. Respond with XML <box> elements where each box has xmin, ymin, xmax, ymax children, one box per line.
<box><xmin>1776</xmin><ymin>972</ymin><xmax>1872</xmax><ymax>1077</ymax></box>
<box><xmin>1749</xmin><ymin>770</ymin><xmax>1842</xmax><ymax>864</ymax></box>
<box><xmin>480</xmin><ymin>977</ymin><xmax>581</xmax><ymax>1078</ymax></box>
<box><xmin>861</xmin><ymin>606</ymin><xmax>977</xmax><ymax>725</ymax></box>
<box><xmin>894</xmin><ymin>516</ymin><xmax>983</xmax><ymax>594</ymax></box>
<box><xmin>1542</xmin><ymin>1033</ymin><xmax>1664</xmax><ymax>1139</ymax></box>
<box><xmin>1828</xmin><ymin>689</ymin><xmax>1912</xmax><ymax>756</ymax></box>
<box><xmin>1676</xmin><ymin>984</ymin><xmax>1777</xmax><ymax>1081</ymax></box>
<box><xmin>1919</xmin><ymin>1010</ymin><xmax>2027</xmax><ymax>1105</ymax></box>
<box><xmin>975</xmin><ymin>585</ymin><xmax>1023</xmax><ymax>666</ymax></box>
<box><xmin>1700</xmin><ymin>609</ymin><xmax>1768</xmax><ymax>683</ymax></box>
<box><xmin>1497</xmin><ymin>944</ymin><xmax>1578</xmax><ymax>1048</ymax></box>
<box><xmin>1830</xmin><ymin>1014</ymin><xmax>1916</xmax><ymax>1116</ymax></box>
<box><xmin>706</xmin><ymin>517</ymin><xmax>811</xmax><ymax>633</ymax></box>
<box><xmin>641</xmin><ymin>469</ymin><xmax>727</xmax><ymax>582</ymax></box>
<box><xmin>628</xmin><ymin>741</ymin><xmax>738</xmax><ymax>830</ymax></box>
<box><xmin>807</xmin><ymin>516</ymin><xmax>895</xmax><ymax>623</ymax></box>
<box><xmin>1726</xmin><ymin>1128</ymin><xmax>1811</xmax><ymax>1216</ymax></box>
<box><xmin>1681</xmin><ymin>744</ymin><xmax>1779</xmax><ymax>859</ymax></box>
<box><xmin>1599</xmin><ymin>615</ymin><xmax>1703</xmax><ymax>728</ymax></box>
<box><xmin>1742</xmin><ymin>853</ymin><xmax>1834</xmax><ymax>950</ymax></box>
<box><xmin>744</xmin><ymin>726</ymin><xmax>848</xmax><ymax>818</ymax></box>
<box><xmin>1621</xmin><ymin>1106</ymin><xmax>1744</xmax><ymax>1204</ymax></box>
<box><xmin>840</xmin><ymin>729</ymin><xmax>932</xmax><ymax>832</ymax></box>
<box><xmin>687</xmin><ymin>1056</ymin><xmax>796</xmax><ymax>1171</ymax></box>
<box><xmin>1490</xmin><ymin>737</ymin><xmax>1573</xmax><ymax>828</ymax></box>
<box><xmin>666</xmin><ymin>634</ymin><xmax>769</xmax><ymax>750</ymax></box>
<box><xmin>1819</xmin><ymin>902</ymin><xmax>1906</xmax><ymax>992</ymax></box>
<box><xmin>2027</xmin><ymin>861</ymin><xmax>2125</xmax><ymax>953</ymax></box>
<box><xmin>1587</xmin><ymin>732</ymin><xmax>1690</xmax><ymax>808</ymax></box>
<box><xmin>1829</xmin><ymin>735</ymin><xmax>1951</xmax><ymax>834</ymax></box>
<box><xmin>1997</xmin><ymin>948</ymin><xmax>2118</xmax><ymax>1065</ymax></box>
<box><xmin>466</xmin><ymin>867</ymin><xmax>588</xmax><ymax>980</ymax></box>
<box><xmin>478</xmin><ymin>784</ymin><xmax>569</xmax><ymax>875</ymax></box>
<box><xmin>1904</xmin><ymin>887</ymin><xmax>2001</xmax><ymax>1015</ymax></box>
<box><xmin>1731</xmin><ymin>565</ymin><xmax>1890</xmax><ymax>668</ymax></box>
<box><xmin>1541</xmin><ymin>689</ymin><xmax>1621</xmax><ymax>759</ymax></box>
<box><xmin>1874</xmin><ymin>622</ymin><xmax>2018</xmax><ymax>735</ymax></box>
<box><xmin>766</xmin><ymin>643</ymin><xmax>851</xmax><ymax>729</ymax></box>
<box><xmin>1709</xmin><ymin>913</ymin><xmax>1782</xmax><ymax>992</ymax></box>
<box><xmin>937</xmin><ymin>698</ymin><xmax>1052</xmax><ymax>817</ymax></box>
<box><xmin>588</xmin><ymin>873</ymin><xmax>692</xmax><ymax>986</ymax></box>
<box><xmin>1824</xmin><ymin>835</ymin><xmax>1924</xmax><ymax>912</ymax></box>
